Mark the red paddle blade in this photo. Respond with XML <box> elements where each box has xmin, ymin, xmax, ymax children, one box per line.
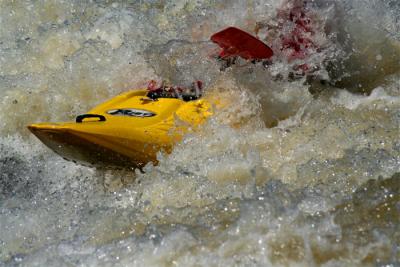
<box><xmin>210</xmin><ymin>27</ymin><xmax>273</xmax><ymax>60</ymax></box>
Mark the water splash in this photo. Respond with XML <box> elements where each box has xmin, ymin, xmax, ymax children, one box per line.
<box><xmin>1</xmin><ymin>0</ymin><xmax>400</xmax><ymax>266</ymax></box>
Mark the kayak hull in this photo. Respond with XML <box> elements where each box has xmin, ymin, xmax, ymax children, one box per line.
<box><xmin>28</xmin><ymin>125</ymin><xmax>152</xmax><ymax>168</ymax></box>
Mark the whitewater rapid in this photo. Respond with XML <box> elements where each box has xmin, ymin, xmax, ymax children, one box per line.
<box><xmin>0</xmin><ymin>1</ymin><xmax>399</xmax><ymax>266</ymax></box>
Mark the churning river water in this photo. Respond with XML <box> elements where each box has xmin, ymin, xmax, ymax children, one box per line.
<box><xmin>0</xmin><ymin>0</ymin><xmax>399</xmax><ymax>266</ymax></box>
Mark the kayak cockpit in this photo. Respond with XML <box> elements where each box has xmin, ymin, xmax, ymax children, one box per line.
<box><xmin>145</xmin><ymin>80</ymin><xmax>203</xmax><ymax>102</ymax></box>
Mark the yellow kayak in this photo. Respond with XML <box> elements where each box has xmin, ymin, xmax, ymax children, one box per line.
<box><xmin>28</xmin><ymin>89</ymin><xmax>212</xmax><ymax>168</ymax></box>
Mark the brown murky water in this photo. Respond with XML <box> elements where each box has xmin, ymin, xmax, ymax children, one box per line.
<box><xmin>0</xmin><ymin>1</ymin><xmax>399</xmax><ymax>266</ymax></box>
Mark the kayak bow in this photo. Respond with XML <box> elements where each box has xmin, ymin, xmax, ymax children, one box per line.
<box><xmin>28</xmin><ymin>89</ymin><xmax>212</xmax><ymax>169</ymax></box>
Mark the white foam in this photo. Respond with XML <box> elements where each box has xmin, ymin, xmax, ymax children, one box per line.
<box><xmin>1</xmin><ymin>0</ymin><xmax>400</xmax><ymax>266</ymax></box>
